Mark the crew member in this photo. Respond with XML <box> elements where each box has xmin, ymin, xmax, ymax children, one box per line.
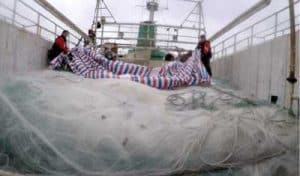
<box><xmin>48</xmin><ymin>30</ymin><xmax>69</xmax><ymax>63</ymax></box>
<box><xmin>197</xmin><ymin>35</ymin><xmax>212</xmax><ymax>76</ymax></box>
<box><xmin>84</xmin><ymin>29</ymin><xmax>96</xmax><ymax>47</ymax></box>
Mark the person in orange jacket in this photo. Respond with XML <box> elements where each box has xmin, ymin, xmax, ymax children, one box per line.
<box><xmin>197</xmin><ymin>34</ymin><xmax>212</xmax><ymax>76</ymax></box>
<box><xmin>48</xmin><ymin>30</ymin><xmax>69</xmax><ymax>64</ymax></box>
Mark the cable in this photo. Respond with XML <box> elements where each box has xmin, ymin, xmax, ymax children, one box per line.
<box><xmin>199</xmin><ymin>114</ymin><xmax>239</xmax><ymax>166</ymax></box>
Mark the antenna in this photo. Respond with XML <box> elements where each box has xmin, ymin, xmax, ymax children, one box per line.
<box><xmin>147</xmin><ymin>0</ymin><xmax>159</xmax><ymax>21</ymax></box>
<box><xmin>180</xmin><ymin>0</ymin><xmax>206</xmax><ymax>36</ymax></box>
<box><xmin>137</xmin><ymin>0</ymin><xmax>168</xmax><ymax>22</ymax></box>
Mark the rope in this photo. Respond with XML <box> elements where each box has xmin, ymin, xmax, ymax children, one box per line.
<box><xmin>167</xmin><ymin>90</ymin><xmax>210</xmax><ymax>111</ymax></box>
<box><xmin>166</xmin><ymin>89</ymin><xmax>231</xmax><ymax>111</ymax></box>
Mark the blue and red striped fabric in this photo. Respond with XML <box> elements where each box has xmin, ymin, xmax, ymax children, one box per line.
<box><xmin>50</xmin><ymin>47</ymin><xmax>210</xmax><ymax>89</ymax></box>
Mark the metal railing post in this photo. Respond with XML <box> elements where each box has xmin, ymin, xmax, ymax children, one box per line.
<box><xmin>212</xmin><ymin>46</ymin><xmax>216</xmax><ymax>60</ymax></box>
<box><xmin>233</xmin><ymin>34</ymin><xmax>237</xmax><ymax>52</ymax></box>
<box><xmin>274</xmin><ymin>13</ymin><xmax>278</xmax><ymax>38</ymax></box>
<box><xmin>12</xmin><ymin>0</ymin><xmax>17</xmax><ymax>24</ymax></box>
<box><xmin>250</xmin><ymin>25</ymin><xmax>254</xmax><ymax>47</ymax></box>
<box><xmin>287</xmin><ymin>0</ymin><xmax>297</xmax><ymax>113</ymax></box>
<box><xmin>147</xmin><ymin>25</ymin><xmax>150</xmax><ymax>46</ymax></box>
<box><xmin>37</xmin><ymin>14</ymin><xmax>41</xmax><ymax>36</ymax></box>
<box><xmin>221</xmin><ymin>41</ymin><xmax>225</xmax><ymax>57</ymax></box>
<box><xmin>118</xmin><ymin>24</ymin><xmax>120</xmax><ymax>34</ymax></box>
<box><xmin>54</xmin><ymin>24</ymin><xmax>57</xmax><ymax>39</ymax></box>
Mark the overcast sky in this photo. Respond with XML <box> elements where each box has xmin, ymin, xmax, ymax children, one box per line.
<box><xmin>1</xmin><ymin>0</ymin><xmax>298</xmax><ymax>49</ymax></box>
<box><xmin>44</xmin><ymin>0</ymin><xmax>295</xmax><ymax>37</ymax></box>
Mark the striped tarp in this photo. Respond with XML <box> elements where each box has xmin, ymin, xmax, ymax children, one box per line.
<box><xmin>50</xmin><ymin>47</ymin><xmax>210</xmax><ymax>89</ymax></box>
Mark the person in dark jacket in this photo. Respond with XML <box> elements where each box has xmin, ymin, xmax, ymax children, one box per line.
<box><xmin>48</xmin><ymin>30</ymin><xmax>69</xmax><ymax>64</ymax></box>
<box><xmin>84</xmin><ymin>29</ymin><xmax>96</xmax><ymax>47</ymax></box>
<box><xmin>197</xmin><ymin>35</ymin><xmax>212</xmax><ymax>76</ymax></box>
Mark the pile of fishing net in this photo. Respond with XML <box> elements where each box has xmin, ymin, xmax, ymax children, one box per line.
<box><xmin>0</xmin><ymin>72</ymin><xmax>297</xmax><ymax>176</ymax></box>
<box><xmin>49</xmin><ymin>47</ymin><xmax>210</xmax><ymax>89</ymax></box>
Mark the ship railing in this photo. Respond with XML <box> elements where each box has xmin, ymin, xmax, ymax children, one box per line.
<box><xmin>211</xmin><ymin>0</ymin><xmax>300</xmax><ymax>60</ymax></box>
<box><xmin>0</xmin><ymin>0</ymin><xmax>87</xmax><ymax>47</ymax></box>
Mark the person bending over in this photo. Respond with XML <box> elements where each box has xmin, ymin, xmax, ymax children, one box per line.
<box><xmin>197</xmin><ymin>35</ymin><xmax>212</xmax><ymax>76</ymax></box>
<box><xmin>48</xmin><ymin>30</ymin><xmax>69</xmax><ymax>64</ymax></box>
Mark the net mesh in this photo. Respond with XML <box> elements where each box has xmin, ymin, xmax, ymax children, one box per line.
<box><xmin>0</xmin><ymin>71</ymin><xmax>297</xmax><ymax>176</ymax></box>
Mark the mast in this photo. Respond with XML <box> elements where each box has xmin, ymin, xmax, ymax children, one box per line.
<box><xmin>146</xmin><ymin>0</ymin><xmax>159</xmax><ymax>22</ymax></box>
<box><xmin>181</xmin><ymin>0</ymin><xmax>206</xmax><ymax>36</ymax></box>
<box><xmin>92</xmin><ymin>0</ymin><xmax>116</xmax><ymax>45</ymax></box>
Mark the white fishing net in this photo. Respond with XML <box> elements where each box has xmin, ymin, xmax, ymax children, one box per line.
<box><xmin>0</xmin><ymin>71</ymin><xmax>297</xmax><ymax>176</ymax></box>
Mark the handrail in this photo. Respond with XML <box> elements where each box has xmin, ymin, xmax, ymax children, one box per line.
<box><xmin>210</xmin><ymin>0</ymin><xmax>271</xmax><ymax>41</ymax></box>
<box><xmin>96</xmin><ymin>37</ymin><xmax>198</xmax><ymax>45</ymax></box>
<box><xmin>211</xmin><ymin>0</ymin><xmax>300</xmax><ymax>60</ymax></box>
<box><xmin>97</xmin><ymin>21</ymin><xmax>201</xmax><ymax>50</ymax></box>
<box><xmin>33</xmin><ymin>0</ymin><xmax>88</xmax><ymax>39</ymax></box>
<box><xmin>0</xmin><ymin>1</ymin><xmax>36</xmax><ymax>25</ymax></box>
<box><xmin>0</xmin><ymin>0</ymin><xmax>87</xmax><ymax>47</ymax></box>
<box><xmin>105</xmin><ymin>22</ymin><xmax>202</xmax><ymax>31</ymax></box>
<box><xmin>213</xmin><ymin>22</ymin><xmax>300</xmax><ymax>57</ymax></box>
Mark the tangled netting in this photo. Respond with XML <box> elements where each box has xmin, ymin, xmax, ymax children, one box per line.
<box><xmin>0</xmin><ymin>73</ymin><xmax>294</xmax><ymax>176</ymax></box>
<box><xmin>50</xmin><ymin>47</ymin><xmax>210</xmax><ymax>89</ymax></box>
<box><xmin>166</xmin><ymin>87</ymin><xmax>259</xmax><ymax>112</ymax></box>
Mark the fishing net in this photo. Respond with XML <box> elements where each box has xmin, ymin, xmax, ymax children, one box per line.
<box><xmin>0</xmin><ymin>72</ymin><xmax>296</xmax><ymax>176</ymax></box>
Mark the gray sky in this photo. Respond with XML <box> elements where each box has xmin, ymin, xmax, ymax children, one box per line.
<box><xmin>45</xmin><ymin>0</ymin><xmax>292</xmax><ymax>37</ymax></box>
<box><xmin>1</xmin><ymin>0</ymin><xmax>298</xmax><ymax>49</ymax></box>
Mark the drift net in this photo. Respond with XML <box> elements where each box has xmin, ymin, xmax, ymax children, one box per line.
<box><xmin>0</xmin><ymin>72</ymin><xmax>294</xmax><ymax>176</ymax></box>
